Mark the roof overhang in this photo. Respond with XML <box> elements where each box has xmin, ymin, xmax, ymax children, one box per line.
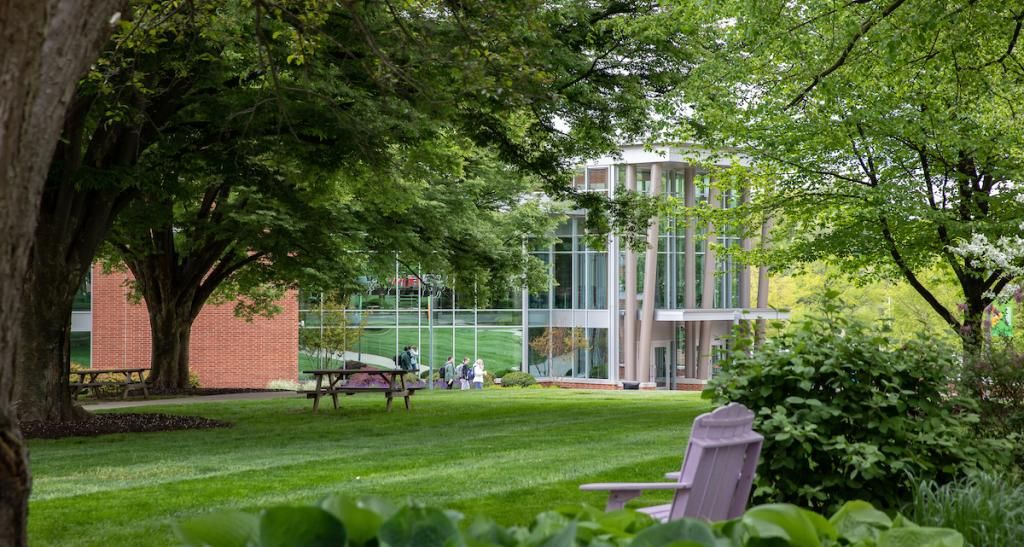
<box><xmin>653</xmin><ymin>308</ymin><xmax>790</xmax><ymax>322</ymax></box>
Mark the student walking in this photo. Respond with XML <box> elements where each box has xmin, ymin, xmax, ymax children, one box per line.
<box><xmin>443</xmin><ymin>356</ymin><xmax>456</xmax><ymax>389</ymax></box>
<box><xmin>396</xmin><ymin>346</ymin><xmax>412</xmax><ymax>371</ymax></box>
<box><xmin>409</xmin><ymin>345</ymin><xmax>419</xmax><ymax>372</ymax></box>
<box><xmin>472</xmin><ymin>359</ymin><xmax>485</xmax><ymax>390</ymax></box>
<box><xmin>458</xmin><ymin>357</ymin><xmax>472</xmax><ymax>390</ymax></box>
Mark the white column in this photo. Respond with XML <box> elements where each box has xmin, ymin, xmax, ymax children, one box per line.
<box><xmin>739</xmin><ymin>187</ymin><xmax>752</xmax><ymax>309</ymax></box>
<box><xmin>607</xmin><ymin>169</ymin><xmax>619</xmax><ymax>383</ymax></box>
<box><xmin>683</xmin><ymin>166</ymin><xmax>697</xmax><ymax>378</ymax></box>
<box><xmin>756</xmin><ymin>216</ymin><xmax>773</xmax><ymax>346</ymax></box>
<box><xmin>623</xmin><ymin>164</ymin><xmax>638</xmax><ymax>381</ymax></box>
<box><xmin>698</xmin><ymin>184</ymin><xmax>719</xmax><ymax>379</ymax></box>
<box><xmin>637</xmin><ymin>163</ymin><xmax>662</xmax><ymax>383</ymax></box>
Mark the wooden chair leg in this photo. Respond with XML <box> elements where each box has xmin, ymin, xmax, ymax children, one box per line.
<box><xmin>331</xmin><ymin>392</ymin><xmax>339</xmax><ymax>410</ymax></box>
<box><xmin>312</xmin><ymin>393</ymin><xmax>321</xmax><ymax>413</ymax></box>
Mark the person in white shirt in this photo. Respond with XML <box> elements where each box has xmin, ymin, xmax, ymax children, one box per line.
<box><xmin>472</xmin><ymin>359</ymin><xmax>485</xmax><ymax>390</ymax></box>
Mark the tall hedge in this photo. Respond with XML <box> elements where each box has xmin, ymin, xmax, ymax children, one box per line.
<box><xmin>706</xmin><ymin>291</ymin><xmax>1011</xmax><ymax>512</ymax></box>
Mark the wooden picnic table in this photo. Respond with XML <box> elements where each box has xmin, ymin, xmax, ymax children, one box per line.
<box><xmin>69</xmin><ymin>367</ymin><xmax>150</xmax><ymax>400</ymax></box>
<box><xmin>299</xmin><ymin>369</ymin><xmax>416</xmax><ymax>413</ymax></box>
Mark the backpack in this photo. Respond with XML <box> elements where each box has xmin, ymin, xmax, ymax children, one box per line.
<box><xmin>466</xmin><ymin>365</ymin><xmax>475</xmax><ymax>382</ymax></box>
<box><xmin>439</xmin><ymin>366</ymin><xmax>447</xmax><ymax>379</ymax></box>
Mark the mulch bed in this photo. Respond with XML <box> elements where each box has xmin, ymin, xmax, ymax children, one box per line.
<box><xmin>22</xmin><ymin>413</ymin><xmax>231</xmax><ymax>440</ymax></box>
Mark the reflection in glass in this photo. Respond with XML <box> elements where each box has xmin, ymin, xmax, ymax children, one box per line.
<box><xmin>528</xmin><ymin>327</ymin><xmax>549</xmax><ymax>377</ymax></box>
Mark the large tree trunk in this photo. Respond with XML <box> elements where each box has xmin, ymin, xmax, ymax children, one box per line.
<box><xmin>14</xmin><ymin>273</ymin><xmax>83</xmax><ymax>423</ymax></box>
<box><xmin>146</xmin><ymin>304</ymin><xmax>195</xmax><ymax>390</ymax></box>
<box><xmin>961</xmin><ymin>298</ymin><xmax>986</xmax><ymax>367</ymax></box>
<box><xmin>0</xmin><ymin>2</ymin><xmax>125</xmax><ymax>543</ymax></box>
<box><xmin>13</xmin><ymin>239</ymin><xmax>93</xmax><ymax>423</ymax></box>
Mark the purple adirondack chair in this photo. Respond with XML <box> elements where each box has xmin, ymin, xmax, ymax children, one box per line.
<box><xmin>580</xmin><ymin>402</ymin><xmax>763</xmax><ymax>522</ymax></box>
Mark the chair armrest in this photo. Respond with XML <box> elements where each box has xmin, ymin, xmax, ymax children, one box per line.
<box><xmin>580</xmin><ymin>482</ymin><xmax>692</xmax><ymax>512</ymax></box>
<box><xmin>580</xmin><ymin>482</ymin><xmax>691</xmax><ymax>492</ymax></box>
<box><xmin>664</xmin><ymin>472</ymin><xmax>681</xmax><ymax>480</ymax></box>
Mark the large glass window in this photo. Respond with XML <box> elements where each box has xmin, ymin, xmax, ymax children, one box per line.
<box><xmin>548</xmin><ymin>327</ymin><xmax>577</xmax><ymax>377</ymax></box>
<box><xmin>587</xmin><ymin>328</ymin><xmax>608</xmax><ymax>379</ymax></box>
<box><xmin>587</xmin><ymin>167</ymin><xmax>608</xmax><ymax>194</ymax></box>
<box><xmin>553</xmin><ymin>252</ymin><xmax>573</xmax><ymax>309</ymax></box>
<box><xmin>527</xmin><ymin>327</ymin><xmax>550</xmax><ymax>377</ymax></box>
<box><xmin>528</xmin><ymin>252</ymin><xmax>551</xmax><ymax>309</ymax></box>
<box><xmin>476</xmin><ymin>327</ymin><xmax>522</xmax><ymax>372</ymax></box>
<box><xmin>588</xmin><ymin>252</ymin><xmax>608</xmax><ymax>309</ymax></box>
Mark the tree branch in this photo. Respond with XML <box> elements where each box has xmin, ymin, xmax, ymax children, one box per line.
<box><xmin>787</xmin><ymin>0</ymin><xmax>908</xmax><ymax>108</ymax></box>
<box><xmin>878</xmin><ymin>215</ymin><xmax>961</xmax><ymax>332</ymax></box>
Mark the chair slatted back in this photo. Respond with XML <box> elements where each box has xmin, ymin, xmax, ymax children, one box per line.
<box><xmin>668</xmin><ymin>403</ymin><xmax>763</xmax><ymax>521</ymax></box>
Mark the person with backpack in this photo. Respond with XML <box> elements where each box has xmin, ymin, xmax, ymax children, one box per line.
<box><xmin>472</xmin><ymin>359</ymin><xmax>486</xmax><ymax>390</ymax></box>
<box><xmin>443</xmin><ymin>356</ymin><xmax>456</xmax><ymax>389</ymax></box>
<box><xmin>459</xmin><ymin>357</ymin><xmax>472</xmax><ymax>390</ymax></box>
<box><xmin>454</xmin><ymin>358</ymin><xmax>466</xmax><ymax>390</ymax></box>
<box><xmin>396</xmin><ymin>346</ymin><xmax>412</xmax><ymax>371</ymax></box>
<box><xmin>409</xmin><ymin>345</ymin><xmax>419</xmax><ymax>372</ymax></box>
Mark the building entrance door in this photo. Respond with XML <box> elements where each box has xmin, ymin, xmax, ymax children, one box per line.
<box><xmin>652</xmin><ymin>341</ymin><xmax>672</xmax><ymax>389</ymax></box>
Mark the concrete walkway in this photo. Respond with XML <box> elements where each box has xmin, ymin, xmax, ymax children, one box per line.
<box><xmin>82</xmin><ymin>390</ymin><xmax>295</xmax><ymax>411</ymax></box>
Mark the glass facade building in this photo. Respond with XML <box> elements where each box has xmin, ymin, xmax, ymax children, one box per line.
<box><xmin>300</xmin><ymin>145</ymin><xmax>787</xmax><ymax>389</ymax></box>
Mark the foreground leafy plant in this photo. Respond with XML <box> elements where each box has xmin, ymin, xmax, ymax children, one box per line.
<box><xmin>706</xmin><ymin>291</ymin><xmax>1011</xmax><ymax>511</ymax></box>
<box><xmin>907</xmin><ymin>472</ymin><xmax>1024</xmax><ymax>547</ymax></box>
<box><xmin>175</xmin><ymin>496</ymin><xmax>963</xmax><ymax>546</ymax></box>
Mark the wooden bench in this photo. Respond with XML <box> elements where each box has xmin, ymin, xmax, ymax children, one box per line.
<box><xmin>299</xmin><ymin>369</ymin><xmax>416</xmax><ymax>413</ymax></box>
<box><xmin>69</xmin><ymin>368</ymin><xmax>150</xmax><ymax>400</ymax></box>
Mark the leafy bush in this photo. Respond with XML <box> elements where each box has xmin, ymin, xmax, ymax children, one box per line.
<box><xmin>907</xmin><ymin>472</ymin><xmax>1024</xmax><ymax>547</ymax></box>
<box><xmin>176</xmin><ymin>495</ymin><xmax>965</xmax><ymax>547</ymax></box>
<box><xmin>706</xmin><ymin>290</ymin><xmax>1011</xmax><ymax>512</ymax></box>
<box><xmin>188</xmin><ymin>371</ymin><xmax>200</xmax><ymax>389</ymax></box>
<box><xmin>501</xmin><ymin>371</ymin><xmax>537</xmax><ymax>387</ymax></box>
<box><xmin>963</xmin><ymin>345</ymin><xmax>1024</xmax><ymax>468</ymax></box>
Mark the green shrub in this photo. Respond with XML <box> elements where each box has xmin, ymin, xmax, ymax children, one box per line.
<box><xmin>176</xmin><ymin>495</ymin><xmax>965</xmax><ymax>547</ymax></box>
<box><xmin>706</xmin><ymin>290</ymin><xmax>1011</xmax><ymax>512</ymax></box>
<box><xmin>907</xmin><ymin>472</ymin><xmax>1024</xmax><ymax>547</ymax></box>
<box><xmin>492</xmin><ymin>368</ymin><xmax>514</xmax><ymax>379</ymax></box>
<box><xmin>963</xmin><ymin>345</ymin><xmax>1024</xmax><ymax>468</ymax></box>
<box><xmin>501</xmin><ymin>371</ymin><xmax>537</xmax><ymax>387</ymax></box>
<box><xmin>188</xmin><ymin>371</ymin><xmax>200</xmax><ymax>390</ymax></box>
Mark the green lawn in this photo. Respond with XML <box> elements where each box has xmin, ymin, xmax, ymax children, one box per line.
<box><xmin>28</xmin><ymin>389</ymin><xmax>709</xmax><ymax>546</ymax></box>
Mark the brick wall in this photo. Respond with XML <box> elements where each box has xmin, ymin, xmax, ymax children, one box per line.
<box><xmin>91</xmin><ymin>265</ymin><xmax>298</xmax><ymax>388</ymax></box>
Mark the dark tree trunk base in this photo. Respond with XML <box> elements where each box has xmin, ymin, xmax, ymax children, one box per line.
<box><xmin>0</xmin><ymin>427</ymin><xmax>30</xmax><ymax>546</ymax></box>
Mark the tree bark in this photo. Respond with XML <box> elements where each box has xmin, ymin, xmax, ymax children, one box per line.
<box><xmin>13</xmin><ymin>262</ymin><xmax>88</xmax><ymax>423</ymax></box>
<box><xmin>146</xmin><ymin>301</ymin><xmax>196</xmax><ymax>391</ymax></box>
<box><xmin>0</xmin><ymin>2</ymin><xmax>126</xmax><ymax>543</ymax></box>
<box><xmin>13</xmin><ymin>221</ymin><xmax>98</xmax><ymax>422</ymax></box>
<box><xmin>961</xmin><ymin>294</ymin><xmax>987</xmax><ymax>367</ymax></box>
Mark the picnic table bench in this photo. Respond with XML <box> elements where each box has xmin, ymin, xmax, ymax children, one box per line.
<box><xmin>69</xmin><ymin>367</ymin><xmax>150</xmax><ymax>400</ymax></box>
<box><xmin>299</xmin><ymin>369</ymin><xmax>417</xmax><ymax>413</ymax></box>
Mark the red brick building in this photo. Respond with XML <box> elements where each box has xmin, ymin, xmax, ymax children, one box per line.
<box><xmin>89</xmin><ymin>265</ymin><xmax>298</xmax><ymax>388</ymax></box>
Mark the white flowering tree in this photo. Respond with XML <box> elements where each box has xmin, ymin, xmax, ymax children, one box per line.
<box><xmin>673</xmin><ymin>0</ymin><xmax>1024</xmax><ymax>360</ymax></box>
